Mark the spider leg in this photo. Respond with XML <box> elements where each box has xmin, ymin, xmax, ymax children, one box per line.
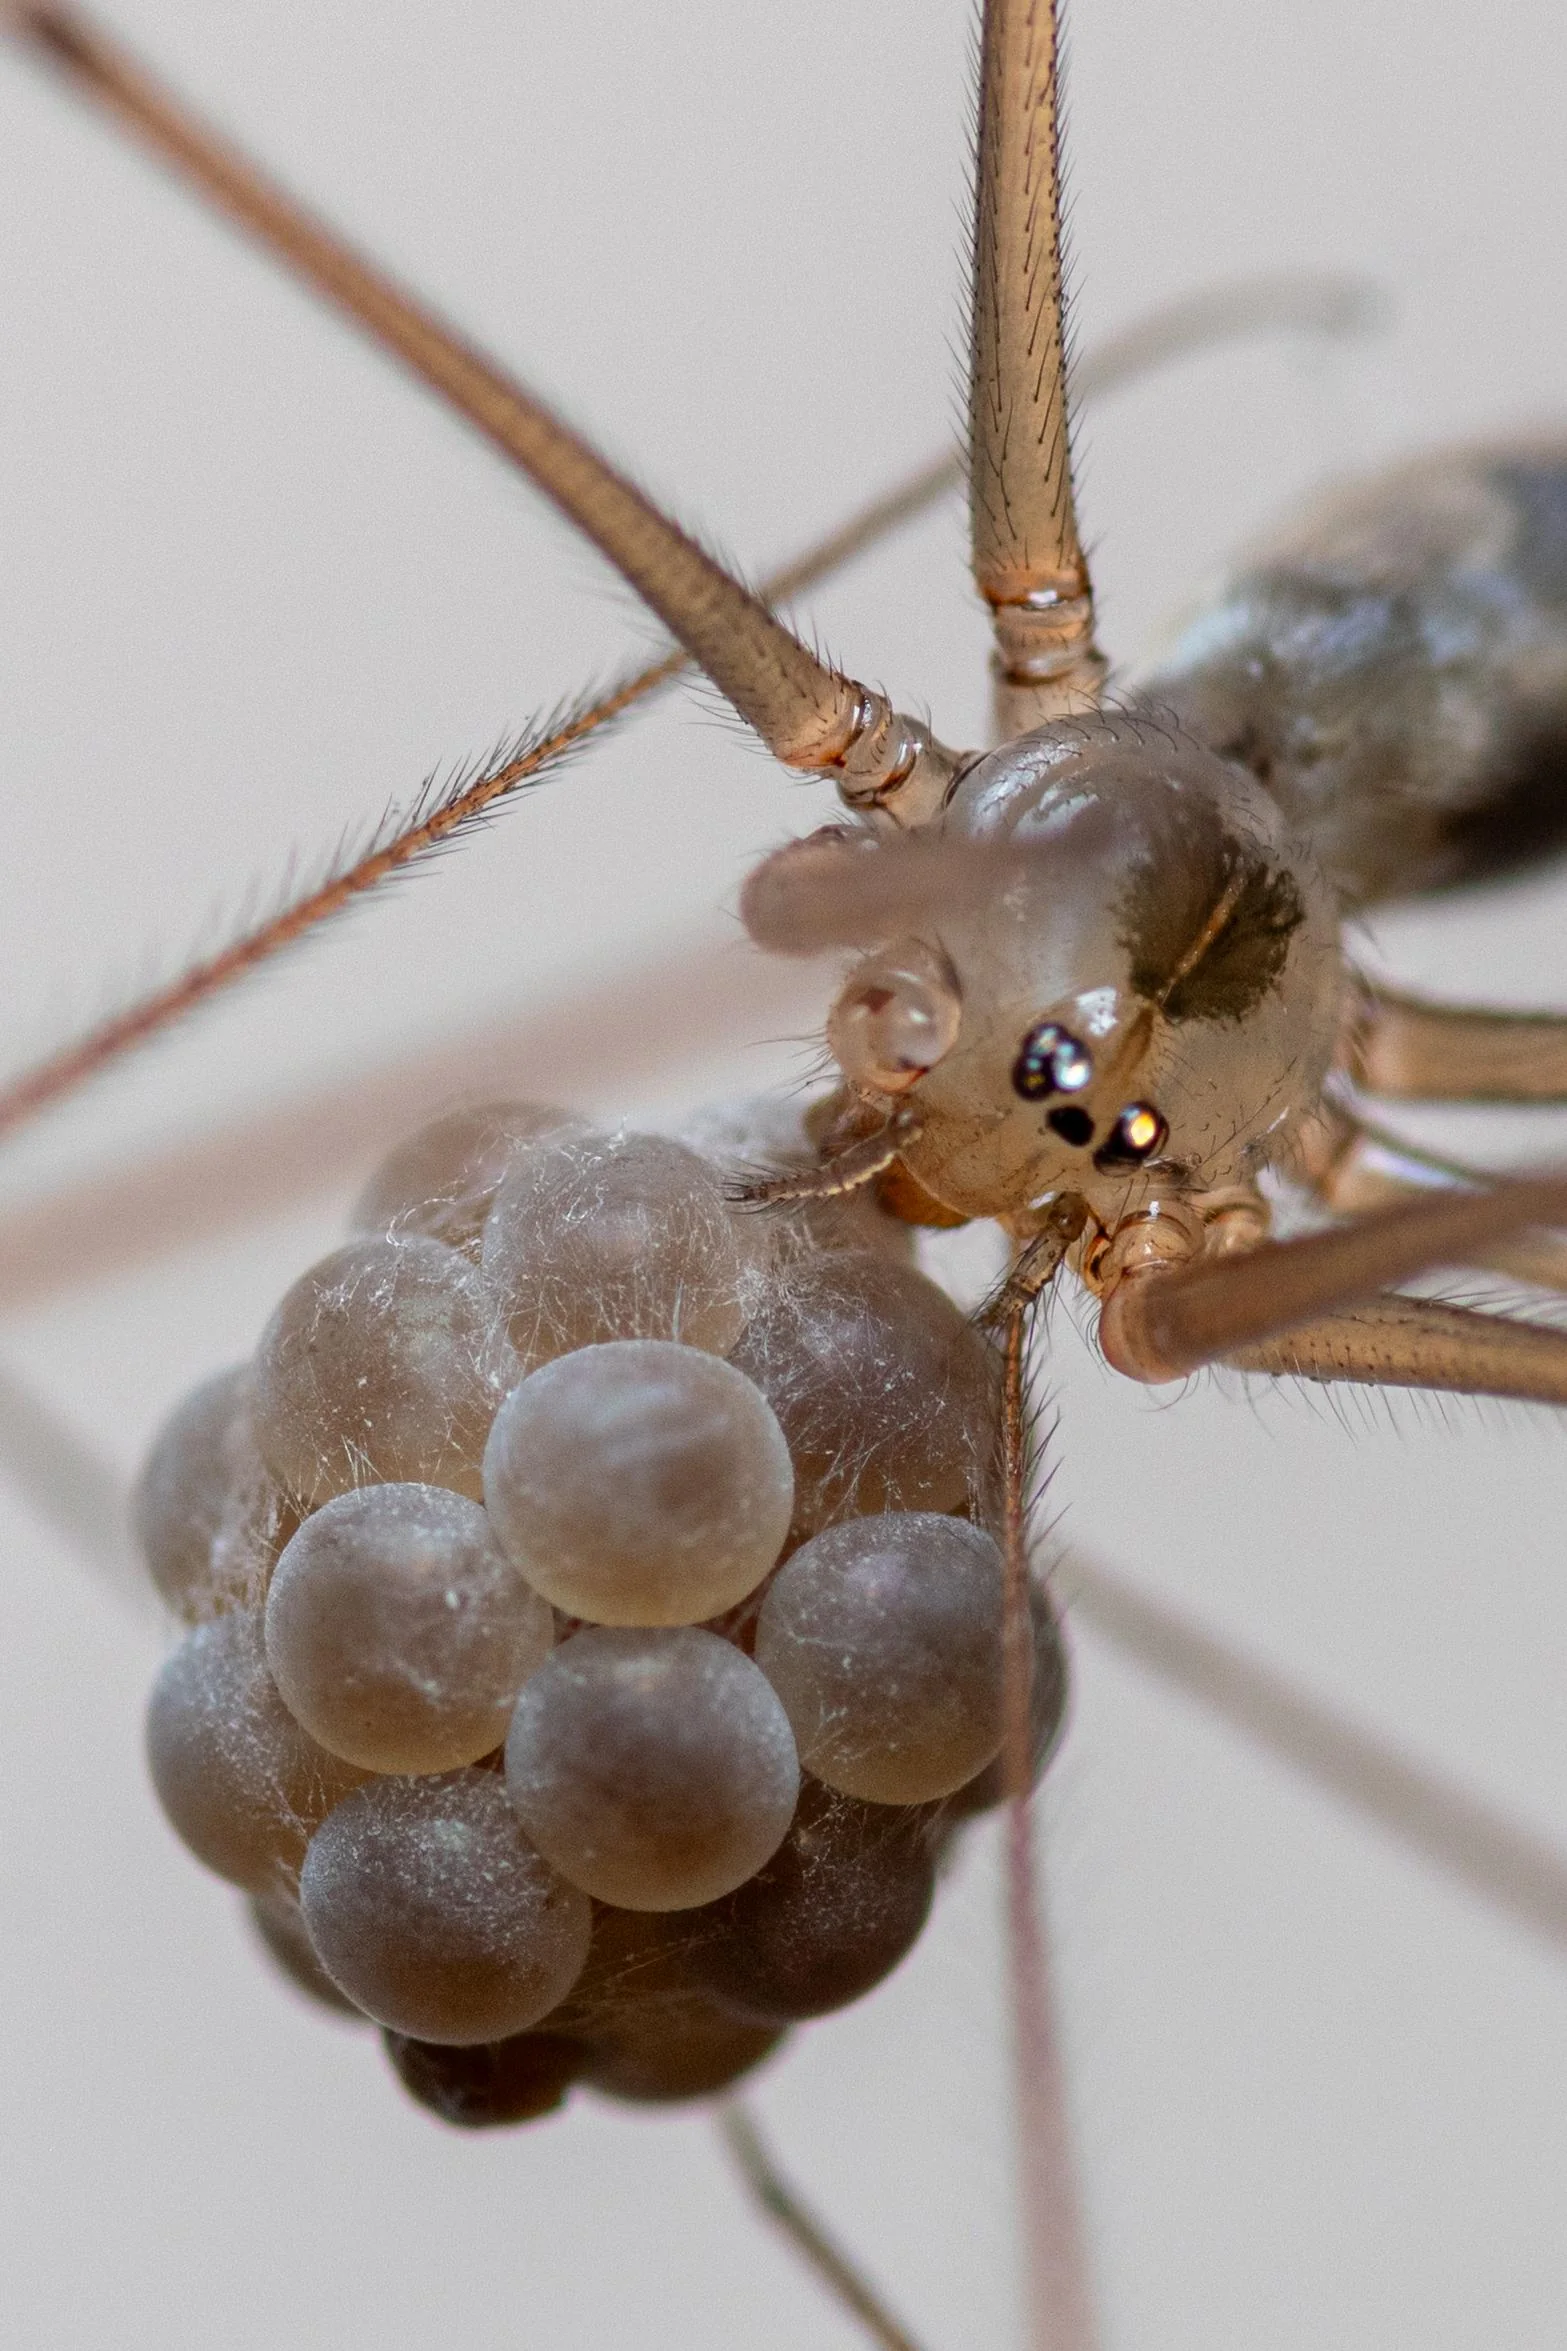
<box><xmin>0</xmin><ymin>1357</ymin><xmax>140</xmax><ymax>1608</ymax></box>
<box><xmin>1000</xmin><ymin>1310</ymin><xmax>1102</xmax><ymax>2351</ymax></box>
<box><xmin>724</xmin><ymin>1108</ymin><xmax>921</xmax><ymax>1211</ymax></box>
<box><xmin>1224</xmin><ymin>1290</ymin><xmax>1567</xmax><ymax>1405</ymax></box>
<box><xmin>0</xmin><ymin>273</ymin><xmax>1375</xmax><ymax>1164</ymax></box>
<box><xmin>0</xmin><ymin>931</ymin><xmax>824</xmax><ymax>1319</ymax></box>
<box><xmin>717</xmin><ymin>2106</ymin><xmax>931</xmax><ymax>2351</ymax></box>
<box><xmin>969</xmin><ymin>0</ymin><xmax>1107</xmax><ymax>734</ymax></box>
<box><xmin>1069</xmin><ymin>1556</ymin><xmax>1567</xmax><ymax>1958</ymax></box>
<box><xmin>1344</xmin><ymin>978</ymin><xmax>1567</xmax><ymax>1101</ymax></box>
<box><xmin>1097</xmin><ymin>1171</ymin><xmax>1567</xmax><ymax>1382</ymax></box>
<box><xmin>1297</xmin><ymin>1102</ymin><xmax>1567</xmax><ymax>1296</ymax></box>
<box><xmin>6</xmin><ymin>7</ymin><xmax>960</xmax><ymax>818</ymax></box>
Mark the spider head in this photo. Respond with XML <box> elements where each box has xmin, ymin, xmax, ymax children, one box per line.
<box><xmin>811</xmin><ymin>711</ymin><xmax>1343</xmax><ymax>1223</ymax></box>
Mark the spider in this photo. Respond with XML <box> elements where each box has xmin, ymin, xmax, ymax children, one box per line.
<box><xmin>3</xmin><ymin>5</ymin><xmax>1567</xmax><ymax>2349</ymax></box>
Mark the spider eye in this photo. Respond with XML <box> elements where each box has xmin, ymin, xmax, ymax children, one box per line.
<box><xmin>1093</xmin><ymin>1103</ymin><xmax>1168</xmax><ymax>1169</ymax></box>
<box><xmin>1046</xmin><ymin>1106</ymin><xmax>1095</xmax><ymax>1148</ymax></box>
<box><xmin>1011</xmin><ymin>1022</ymin><xmax>1093</xmax><ymax>1101</ymax></box>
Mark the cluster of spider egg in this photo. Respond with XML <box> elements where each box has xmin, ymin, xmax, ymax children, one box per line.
<box><xmin>134</xmin><ymin>1096</ymin><xmax>1068</xmax><ymax>2128</ymax></box>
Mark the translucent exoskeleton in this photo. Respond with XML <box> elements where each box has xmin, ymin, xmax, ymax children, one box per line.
<box><xmin>6</xmin><ymin>5</ymin><xmax>1567</xmax><ymax>2350</ymax></box>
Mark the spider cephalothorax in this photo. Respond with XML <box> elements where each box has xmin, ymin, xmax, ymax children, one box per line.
<box><xmin>759</xmin><ymin>711</ymin><xmax>1342</xmax><ymax>1226</ymax></box>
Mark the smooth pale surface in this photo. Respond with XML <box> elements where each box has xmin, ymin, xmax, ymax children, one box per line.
<box><xmin>300</xmin><ymin>1769</ymin><xmax>591</xmax><ymax>2043</ymax></box>
<box><xmin>351</xmin><ymin>1100</ymin><xmax>587</xmax><ymax>1251</ymax></box>
<box><xmin>728</xmin><ymin>1250</ymin><xmax>1000</xmax><ymax>1539</ymax></box>
<box><xmin>132</xmin><ymin>1364</ymin><xmax>295</xmax><ymax>1621</ymax></box>
<box><xmin>145</xmin><ymin>1611</ymin><xmax>368</xmax><ymax>1894</ymax></box>
<box><xmin>505</xmin><ymin>1626</ymin><xmax>800</xmax><ymax>1909</ymax></box>
<box><xmin>253</xmin><ymin>1235</ymin><xmax>516</xmax><ymax>1505</ymax></box>
<box><xmin>264</xmin><ymin>1482</ymin><xmax>553</xmax><ymax>1772</ymax></box>
<box><xmin>481</xmin><ymin>1130</ymin><xmax>755</xmax><ymax>1364</ymax></box>
<box><xmin>755</xmin><ymin>1513</ymin><xmax>1007</xmax><ymax>1804</ymax></box>
<box><xmin>483</xmin><ymin>1341</ymin><xmax>793</xmax><ymax>1625</ymax></box>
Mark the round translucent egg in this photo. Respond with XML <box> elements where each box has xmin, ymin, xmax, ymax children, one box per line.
<box><xmin>300</xmin><ymin>1769</ymin><xmax>591</xmax><ymax>2044</ymax></box>
<box><xmin>264</xmin><ymin>1483</ymin><xmax>554</xmax><ymax>1773</ymax></box>
<box><xmin>754</xmin><ymin>1513</ymin><xmax>1006</xmax><ymax>1803</ymax></box>
<box><xmin>351</xmin><ymin>1099</ymin><xmax>586</xmax><ymax>1253</ymax></box>
<box><xmin>541</xmin><ymin>1903</ymin><xmax>785</xmax><ymax>2101</ymax></box>
<box><xmin>133</xmin><ymin>1365</ymin><xmax>296</xmax><ymax>1621</ymax></box>
<box><xmin>381</xmin><ymin>2027</ymin><xmax>585</xmax><ymax>2127</ymax></box>
<box><xmin>580</xmin><ymin>2005</ymin><xmax>783</xmax><ymax>2105</ymax></box>
<box><xmin>504</xmin><ymin>1626</ymin><xmax>799</xmax><ymax>1910</ymax></box>
<box><xmin>145</xmin><ymin>1610</ymin><xmax>368</xmax><ymax>1894</ymax></box>
<box><xmin>944</xmin><ymin>1573</ymin><xmax>1070</xmax><ymax>1819</ymax></box>
<box><xmin>480</xmin><ymin>1130</ymin><xmax>755</xmax><ymax>1365</ymax></box>
<box><xmin>728</xmin><ymin>1250</ymin><xmax>999</xmax><ymax>1538</ymax></box>
<box><xmin>253</xmin><ymin>1235</ymin><xmax>516</xmax><ymax>1506</ymax></box>
<box><xmin>683</xmin><ymin>1778</ymin><xmax>936</xmax><ymax>2023</ymax></box>
<box><xmin>483</xmin><ymin>1341</ymin><xmax>793</xmax><ymax>1626</ymax></box>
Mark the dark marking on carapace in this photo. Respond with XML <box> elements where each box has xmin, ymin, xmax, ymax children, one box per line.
<box><xmin>1120</xmin><ymin>797</ymin><xmax>1305</xmax><ymax>1026</ymax></box>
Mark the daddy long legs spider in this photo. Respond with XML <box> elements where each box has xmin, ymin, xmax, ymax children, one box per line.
<box><xmin>5</xmin><ymin>3</ymin><xmax>1567</xmax><ymax>2347</ymax></box>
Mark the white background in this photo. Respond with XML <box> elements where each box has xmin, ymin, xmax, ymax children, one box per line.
<box><xmin>3</xmin><ymin>4</ymin><xmax>1567</xmax><ymax>2347</ymax></box>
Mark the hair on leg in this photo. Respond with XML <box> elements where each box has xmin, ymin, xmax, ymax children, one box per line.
<box><xmin>999</xmin><ymin>1309</ymin><xmax>1101</xmax><ymax>2351</ymax></box>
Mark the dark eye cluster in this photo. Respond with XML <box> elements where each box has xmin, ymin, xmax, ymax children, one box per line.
<box><xmin>1011</xmin><ymin>1020</ymin><xmax>1168</xmax><ymax>1170</ymax></box>
<box><xmin>1011</xmin><ymin>1021</ymin><xmax>1093</xmax><ymax>1101</ymax></box>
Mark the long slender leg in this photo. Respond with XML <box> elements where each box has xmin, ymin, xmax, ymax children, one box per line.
<box><xmin>774</xmin><ymin>271</ymin><xmax>1379</xmax><ymax>617</ymax></box>
<box><xmin>0</xmin><ymin>278</ymin><xmax>1375</xmax><ymax>1161</ymax></box>
<box><xmin>970</xmin><ymin>0</ymin><xmax>1106</xmax><ymax>735</ymax></box>
<box><xmin>1224</xmin><ymin>1290</ymin><xmax>1567</xmax><ymax>1402</ymax></box>
<box><xmin>1297</xmin><ymin>1102</ymin><xmax>1567</xmax><ymax>1295</ymax></box>
<box><xmin>5</xmin><ymin>7</ymin><xmax>958</xmax><ymax>818</ymax></box>
<box><xmin>1098</xmin><ymin>1170</ymin><xmax>1567</xmax><ymax>1383</ymax></box>
<box><xmin>0</xmin><ymin>931</ymin><xmax>823</xmax><ymax>1318</ymax></box>
<box><xmin>1069</xmin><ymin>1556</ymin><xmax>1567</xmax><ymax>1958</ymax></box>
<box><xmin>999</xmin><ymin>1311</ymin><xmax>1101</xmax><ymax>2351</ymax></box>
<box><xmin>1343</xmin><ymin>978</ymin><xmax>1567</xmax><ymax>1101</ymax></box>
<box><xmin>717</xmin><ymin>2106</ymin><xmax>931</xmax><ymax>2351</ymax></box>
<box><xmin>0</xmin><ymin>1359</ymin><xmax>144</xmax><ymax>1613</ymax></box>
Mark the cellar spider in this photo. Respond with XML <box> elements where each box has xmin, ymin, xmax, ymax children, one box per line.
<box><xmin>5</xmin><ymin>3</ymin><xmax>1567</xmax><ymax>2348</ymax></box>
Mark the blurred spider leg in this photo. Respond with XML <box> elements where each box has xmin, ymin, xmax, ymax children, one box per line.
<box><xmin>0</xmin><ymin>930</ymin><xmax>825</xmax><ymax>1320</ymax></box>
<box><xmin>969</xmin><ymin>0</ymin><xmax>1106</xmax><ymax>736</ymax></box>
<box><xmin>1068</xmin><ymin>1556</ymin><xmax>1567</xmax><ymax>1956</ymax></box>
<box><xmin>717</xmin><ymin>2106</ymin><xmax>931</xmax><ymax>2351</ymax></box>
<box><xmin>0</xmin><ymin>1357</ymin><xmax>150</xmax><ymax>1621</ymax></box>
<box><xmin>1001</xmin><ymin>1310</ymin><xmax>1101</xmax><ymax>2351</ymax></box>
<box><xmin>769</xmin><ymin>265</ymin><xmax>1385</xmax><ymax>614</ymax></box>
<box><xmin>1344</xmin><ymin>978</ymin><xmax>1567</xmax><ymax>1101</ymax></box>
<box><xmin>6</xmin><ymin>8</ymin><xmax>959</xmax><ymax>823</ymax></box>
<box><xmin>1297</xmin><ymin>1102</ymin><xmax>1567</xmax><ymax>1296</ymax></box>
<box><xmin>1097</xmin><ymin>1170</ymin><xmax>1567</xmax><ymax>1383</ymax></box>
<box><xmin>1069</xmin><ymin>271</ymin><xmax>1384</xmax><ymax>407</ymax></box>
